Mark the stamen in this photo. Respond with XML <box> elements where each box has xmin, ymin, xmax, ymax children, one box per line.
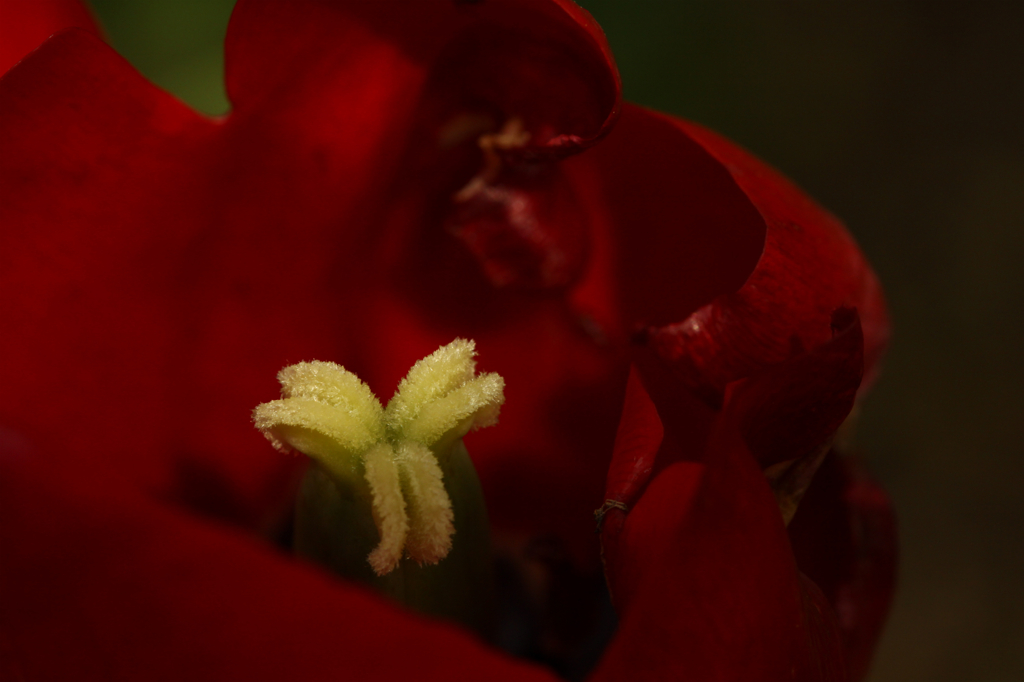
<box><xmin>398</xmin><ymin>441</ymin><xmax>455</xmax><ymax>565</ymax></box>
<box><xmin>385</xmin><ymin>338</ymin><xmax>478</xmax><ymax>431</ymax></box>
<box><xmin>252</xmin><ymin>397</ymin><xmax>380</xmax><ymax>461</ymax></box>
<box><xmin>278</xmin><ymin>361</ymin><xmax>385</xmax><ymax>429</ymax></box>
<box><xmin>364</xmin><ymin>442</ymin><xmax>410</xmax><ymax>575</ymax></box>
<box><xmin>253</xmin><ymin>339</ymin><xmax>505</xmax><ymax>576</ymax></box>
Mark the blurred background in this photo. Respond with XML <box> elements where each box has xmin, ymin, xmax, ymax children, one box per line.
<box><xmin>86</xmin><ymin>1</ymin><xmax>1024</xmax><ymax>680</ymax></box>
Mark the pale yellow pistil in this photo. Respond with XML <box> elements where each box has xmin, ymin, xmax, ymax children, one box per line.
<box><xmin>253</xmin><ymin>339</ymin><xmax>504</xmax><ymax>576</ymax></box>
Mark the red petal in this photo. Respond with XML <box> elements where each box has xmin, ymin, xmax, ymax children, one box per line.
<box><xmin>0</xmin><ymin>31</ymin><xmax>276</xmax><ymax>511</ymax></box>
<box><xmin>729</xmin><ymin>306</ymin><xmax>864</xmax><ymax>468</ymax></box>
<box><xmin>0</xmin><ymin>455</ymin><xmax>558</xmax><ymax>682</ymax></box>
<box><xmin>371</xmin><ymin>101</ymin><xmax>772</xmax><ymax>556</ymax></box>
<box><xmin>602</xmin><ymin>367</ymin><xmax>664</xmax><ymax>508</ymax></box>
<box><xmin>581</xmin><ymin>104</ymin><xmax>768</xmax><ymax>335</ymax></box>
<box><xmin>639</xmin><ymin>119</ymin><xmax>889</xmax><ymax>406</ymax></box>
<box><xmin>225</xmin><ymin>0</ymin><xmax>619</xmax><ymax>159</ymax></box>
<box><xmin>596</xmin><ymin>366</ymin><xmax>664</xmax><ymax>560</ymax></box>
<box><xmin>789</xmin><ymin>451</ymin><xmax>898</xmax><ymax>681</ymax></box>
<box><xmin>0</xmin><ymin>0</ymin><xmax>98</xmax><ymax>75</ymax></box>
<box><xmin>596</xmin><ymin>388</ymin><xmax>849</xmax><ymax>681</ymax></box>
<box><xmin>0</xmin><ymin>31</ymin><xmax>334</xmax><ymax>529</ymax></box>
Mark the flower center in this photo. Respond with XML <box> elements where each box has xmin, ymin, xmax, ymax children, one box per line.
<box><xmin>443</xmin><ymin>115</ymin><xmax>592</xmax><ymax>292</ymax></box>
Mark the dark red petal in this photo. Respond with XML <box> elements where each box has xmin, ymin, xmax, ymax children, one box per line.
<box><xmin>798</xmin><ymin>572</ymin><xmax>853</xmax><ymax>682</ymax></box>
<box><xmin>578</xmin><ymin>104</ymin><xmax>768</xmax><ymax>339</ymax></box>
<box><xmin>640</xmin><ymin>119</ymin><xmax>889</xmax><ymax>406</ymax></box>
<box><xmin>225</xmin><ymin>0</ymin><xmax>620</xmax><ymax>159</ymax></box>
<box><xmin>0</xmin><ymin>455</ymin><xmax>558</xmax><ymax>682</ymax></box>
<box><xmin>602</xmin><ymin>366</ymin><xmax>664</xmax><ymax>508</ymax></box>
<box><xmin>0</xmin><ymin>31</ymin><xmax>222</xmax><ymax>492</ymax></box>
<box><xmin>0</xmin><ymin>0</ymin><xmax>98</xmax><ymax>75</ymax></box>
<box><xmin>0</xmin><ymin>31</ymin><xmax>316</xmax><ymax>530</ymax></box>
<box><xmin>789</xmin><ymin>452</ymin><xmax>898</xmax><ymax>682</ymax></box>
<box><xmin>595</xmin><ymin>391</ymin><xmax>849</xmax><ymax>681</ymax></box>
<box><xmin>729</xmin><ymin>306</ymin><xmax>864</xmax><ymax>468</ymax></box>
<box><xmin>596</xmin><ymin>366</ymin><xmax>664</xmax><ymax>565</ymax></box>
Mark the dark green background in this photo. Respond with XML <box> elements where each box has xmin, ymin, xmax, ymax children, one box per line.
<box><xmin>87</xmin><ymin>1</ymin><xmax>1024</xmax><ymax>680</ymax></box>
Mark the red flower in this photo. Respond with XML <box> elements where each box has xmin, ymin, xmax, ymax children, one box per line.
<box><xmin>0</xmin><ymin>1</ymin><xmax>895</xmax><ymax>681</ymax></box>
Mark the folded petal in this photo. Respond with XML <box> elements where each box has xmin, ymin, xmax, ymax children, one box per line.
<box><xmin>0</xmin><ymin>0</ymin><xmax>98</xmax><ymax>75</ymax></box>
<box><xmin>632</xmin><ymin>115</ymin><xmax>889</xmax><ymax>406</ymax></box>
<box><xmin>596</xmin><ymin>376</ymin><xmax>849</xmax><ymax>681</ymax></box>
<box><xmin>789</xmin><ymin>451</ymin><xmax>898</xmax><ymax>681</ymax></box>
<box><xmin>577</xmin><ymin>104</ymin><xmax>770</xmax><ymax>339</ymax></box>
<box><xmin>601</xmin><ymin>367</ymin><xmax>664</xmax><ymax>511</ymax></box>
<box><xmin>730</xmin><ymin>306</ymin><xmax>864</xmax><ymax>469</ymax></box>
<box><xmin>0</xmin><ymin>455</ymin><xmax>558</xmax><ymax>682</ymax></box>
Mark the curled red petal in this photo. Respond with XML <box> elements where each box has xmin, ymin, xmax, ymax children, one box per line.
<box><xmin>595</xmin><ymin>380</ymin><xmax>849</xmax><ymax>681</ymax></box>
<box><xmin>638</xmin><ymin>118</ymin><xmax>889</xmax><ymax>406</ymax></box>
<box><xmin>596</xmin><ymin>365</ymin><xmax>664</xmax><ymax>565</ymax></box>
<box><xmin>0</xmin><ymin>0</ymin><xmax>98</xmax><ymax>75</ymax></box>
<box><xmin>602</xmin><ymin>366</ymin><xmax>664</xmax><ymax>509</ymax></box>
<box><xmin>729</xmin><ymin>306</ymin><xmax>864</xmax><ymax>468</ymax></box>
<box><xmin>0</xmin><ymin>455</ymin><xmax>559</xmax><ymax>682</ymax></box>
<box><xmin>445</xmin><ymin>102</ymin><xmax>770</xmax><ymax>549</ymax></box>
<box><xmin>578</xmin><ymin>104</ymin><xmax>768</xmax><ymax>337</ymax></box>
<box><xmin>789</xmin><ymin>451</ymin><xmax>898</xmax><ymax>681</ymax></box>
